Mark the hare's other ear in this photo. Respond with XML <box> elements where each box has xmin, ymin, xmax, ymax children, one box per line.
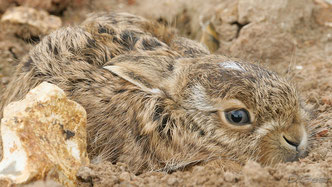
<box><xmin>103</xmin><ymin>55</ymin><xmax>175</xmax><ymax>94</ymax></box>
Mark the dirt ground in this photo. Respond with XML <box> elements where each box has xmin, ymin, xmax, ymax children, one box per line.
<box><xmin>0</xmin><ymin>0</ymin><xmax>331</xmax><ymax>186</ymax></box>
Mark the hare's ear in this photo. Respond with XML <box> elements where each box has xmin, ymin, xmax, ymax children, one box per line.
<box><xmin>103</xmin><ymin>55</ymin><xmax>175</xmax><ymax>94</ymax></box>
<box><xmin>104</xmin><ymin>65</ymin><xmax>163</xmax><ymax>94</ymax></box>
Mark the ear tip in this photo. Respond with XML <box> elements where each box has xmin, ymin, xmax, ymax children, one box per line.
<box><xmin>104</xmin><ymin>65</ymin><xmax>122</xmax><ymax>73</ymax></box>
<box><xmin>150</xmin><ymin>88</ymin><xmax>163</xmax><ymax>94</ymax></box>
<box><xmin>103</xmin><ymin>65</ymin><xmax>113</xmax><ymax>71</ymax></box>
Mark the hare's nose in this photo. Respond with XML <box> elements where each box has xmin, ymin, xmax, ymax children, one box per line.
<box><xmin>281</xmin><ymin>125</ymin><xmax>308</xmax><ymax>162</ymax></box>
<box><xmin>281</xmin><ymin>123</ymin><xmax>306</xmax><ymax>150</ymax></box>
<box><xmin>283</xmin><ymin>135</ymin><xmax>300</xmax><ymax>148</ymax></box>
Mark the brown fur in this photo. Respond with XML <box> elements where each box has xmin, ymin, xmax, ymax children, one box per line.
<box><xmin>0</xmin><ymin>12</ymin><xmax>311</xmax><ymax>174</ymax></box>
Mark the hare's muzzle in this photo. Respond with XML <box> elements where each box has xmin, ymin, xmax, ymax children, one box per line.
<box><xmin>280</xmin><ymin>124</ymin><xmax>308</xmax><ymax>162</ymax></box>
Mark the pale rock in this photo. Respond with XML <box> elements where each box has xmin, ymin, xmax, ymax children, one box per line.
<box><xmin>216</xmin><ymin>23</ymin><xmax>238</xmax><ymax>42</ymax></box>
<box><xmin>0</xmin><ymin>82</ymin><xmax>89</xmax><ymax>187</ymax></box>
<box><xmin>0</xmin><ymin>0</ymin><xmax>15</xmax><ymax>13</ymax></box>
<box><xmin>229</xmin><ymin>22</ymin><xmax>296</xmax><ymax>63</ymax></box>
<box><xmin>313</xmin><ymin>3</ymin><xmax>332</xmax><ymax>27</ymax></box>
<box><xmin>0</xmin><ymin>0</ymin><xmax>72</xmax><ymax>14</ymax></box>
<box><xmin>238</xmin><ymin>0</ymin><xmax>313</xmax><ymax>31</ymax></box>
<box><xmin>1</xmin><ymin>6</ymin><xmax>62</xmax><ymax>39</ymax></box>
<box><xmin>15</xmin><ymin>0</ymin><xmax>74</xmax><ymax>14</ymax></box>
<box><xmin>15</xmin><ymin>0</ymin><xmax>53</xmax><ymax>11</ymax></box>
<box><xmin>214</xmin><ymin>0</ymin><xmax>238</xmax><ymax>24</ymax></box>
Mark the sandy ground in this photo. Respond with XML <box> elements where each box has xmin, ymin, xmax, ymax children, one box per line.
<box><xmin>0</xmin><ymin>0</ymin><xmax>331</xmax><ymax>186</ymax></box>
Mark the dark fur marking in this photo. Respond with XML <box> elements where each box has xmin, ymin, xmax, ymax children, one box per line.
<box><xmin>132</xmin><ymin>120</ymin><xmax>145</xmax><ymax>142</ymax></box>
<box><xmin>22</xmin><ymin>57</ymin><xmax>33</xmax><ymax>72</ymax></box>
<box><xmin>112</xmin><ymin>19</ymin><xmax>118</xmax><ymax>25</ymax></box>
<box><xmin>119</xmin><ymin>30</ymin><xmax>139</xmax><ymax>50</ymax></box>
<box><xmin>8</xmin><ymin>47</ymin><xmax>18</xmax><ymax>59</ymax></box>
<box><xmin>141</xmin><ymin>136</ymin><xmax>151</xmax><ymax>154</ymax></box>
<box><xmin>190</xmin><ymin>121</ymin><xmax>200</xmax><ymax>132</ymax></box>
<box><xmin>109</xmin><ymin>52</ymin><xmax>114</xmax><ymax>59</ymax></box>
<box><xmin>87</xmin><ymin>38</ymin><xmax>97</xmax><ymax>48</ymax></box>
<box><xmin>179</xmin><ymin>117</ymin><xmax>186</xmax><ymax>127</ymax></box>
<box><xmin>28</xmin><ymin>36</ymin><xmax>40</xmax><ymax>43</ymax></box>
<box><xmin>157</xmin><ymin>120</ymin><xmax>166</xmax><ymax>136</ymax></box>
<box><xmin>84</xmin><ymin>54</ymin><xmax>95</xmax><ymax>65</ymax></box>
<box><xmin>187</xmin><ymin>115</ymin><xmax>204</xmax><ymax>134</ymax></box>
<box><xmin>153</xmin><ymin>103</ymin><xmax>164</xmax><ymax>121</ymax></box>
<box><xmin>127</xmin><ymin>72</ymin><xmax>152</xmax><ymax>88</ymax></box>
<box><xmin>166</xmin><ymin>129</ymin><xmax>172</xmax><ymax>141</ymax></box>
<box><xmin>98</xmin><ymin>25</ymin><xmax>116</xmax><ymax>35</ymax></box>
<box><xmin>220</xmin><ymin>86</ymin><xmax>231</xmax><ymax>98</ymax></box>
<box><xmin>156</xmin><ymin>113</ymin><xmax>173</xmax><ymax>141</ymax></box>
<box><xmin>161</xmin><ymin>114</ymin><xmax>170</xmax><ymax>128</ymax></box>
<box><xmin>184</xmin><ymin>48</ymin><xmax>194</xmax><ymax>56</ymax></box>
<box><xmin>47</xmin><ymin>40</ymin><xmax>59</xmax><ymax>55</ymax></box>
<box><xmin>170</xmin><ymin>119</ymin><xmax>176</xmax><ymax>129</ymax></box>
<box><xmin>132</xmin><ymin>120</ymin><xmax>151</xmax><ymax>154</ymax></box>
<box><xmin>98</xmin><ymin>26</ymin><xmax>107</xmax><ymax>34</ymax></box>
<box><xmin>53</xmin><ymin>45</ymin><xmax>59</xmax><ymax>55</ymax></box>
<box><xmin>47</xmin><ymin>40</ymin><xmax>52</xmax><ymax>52</ymax></box>
<box><xmin>114</xmin><ymin>89</ymin><xmax>127</xmax><ymax>94</ymax></box>
<box><xmin>142</xmin><ymin>38</ymin><xmax>163</xmax><ymax>51</ymax></box>
<box><xmin>184</xmin><ymin>48</ymin><xmax>207</xmax><ymax>57</ymax></box>
<box><xmin>100</xmin><ymin>98</ymin><xmax>110</xmax><ymax>104</ymax></box>
<box><xmin>129</xmin><ymin>89</ymin><xmax>142</xmax><ymax>94</ymax></box>
<box><xmin>135</xmin><ymin>134</ymin><xmax>143</xmax><ymax>143</ymax></box>
<box><xmin>199</xmin><ymin>130</ymin><xmax>206</xmax><ymax>136</ymax></box>
<box><xmin>167</xmin><ymin>64</ymin><xmax>174</xmax><ymax>72</ymax></box>
<box><xmin>113</xmin><ymin>37</ymin><xmax>119</xmax><ymax>43</ymax></box>
<box><xmin>69</xmin><ymin>78</ymin><xmax>92</xmax><ymax>85</ymax></box>
<box><xmin>34</xmin><ymin>72</ymin><xmax>44</xmax><ymax>78</ymax></box>
<box><xmin>63</xmin><ymin>130</ymin><xmax>75</xmax><ymax>140</ymax></box>
<box><xmin>167</xmin><ymin>119</ymin><xmax>175</xmax><ymax>141</ymax></box>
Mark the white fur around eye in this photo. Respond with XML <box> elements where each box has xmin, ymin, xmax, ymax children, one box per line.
<box><xmin>190</xmin><ymin>85</ymin><xmax>216</xmax><ymax>111</ymax></box>
<box><xmin>256</xmin><ymin>123</ymin><xmax>277</xmax><ymax>137</ymax></box>
<box><xmin>219</xmin><ymin>61</ymin><xmax>244</xmax><ymax>71</ymax></box>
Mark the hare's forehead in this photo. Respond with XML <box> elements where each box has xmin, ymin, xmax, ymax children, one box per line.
<box><xmin>218</xmin><ymin>61</ymin><xmax>245</xmax><ymax>72</ymax></box>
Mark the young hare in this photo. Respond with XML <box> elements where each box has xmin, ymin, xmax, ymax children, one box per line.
<box><xmin>0</xmin><ymin>13</ymin><xmax>311</xmax><ymax>174</ymax></box>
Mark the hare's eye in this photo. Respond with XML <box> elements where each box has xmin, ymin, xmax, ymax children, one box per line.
<box><xmin>225</xmin><ymin>109</ymin><xmax>250</xmax><ymax>125</ymax></box>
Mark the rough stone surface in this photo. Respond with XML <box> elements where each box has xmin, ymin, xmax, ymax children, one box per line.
<box><xmin>15</xmin><ymin>0</ymin><xmax>54</xmax><ymax>11</ymax></box>
<box><xmin>0</xmin><ymin>82</ymin><xmax>89</xmax><ymax>187</ymax></box>
<box><xmin>229</xmin><ymin>22</ymin><xmax>297</xmax><ymax>63</ymax></box>
<box><xmin>0</xmin><ymin>0</ymin><xmax>76</xmax><ymax>14</ymax></box>
<box><xmin>215</xmin><ymin>23</ymin><xmax>238</xmax><ymax>42</ymax></box>
<box><xmin>237</xmin><ymin>0</ymin><xmax>313</xmax><ymax>30</ymax></box>
<box><xmin>214</xmin><ymin>0</ymin><xmax>238</xmax><ymax>24</ymax></box>
<box><xmin>0</xmin><ymin>6</ymin><xmax>62</xmax><ymax>39</ymax></box>
<box><xmin>0</xmin><ymin>0</ymin><xmax>15</xmax><ymax>13</ymax></box>
<box><xmin>314</xmin><ymin>2</ymin><xmax>332</xmax><ymax>27</ymax></box>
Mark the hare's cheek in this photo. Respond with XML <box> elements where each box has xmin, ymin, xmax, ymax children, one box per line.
<box><xmin>256</xmin><ymin>130</ymin><xmax>286</xmax><ymax>165</ymax></box>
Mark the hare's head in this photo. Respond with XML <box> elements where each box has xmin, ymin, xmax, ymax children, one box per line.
<box><xmin>104</xmin><ymin>54</ymin><xmax>310</xmax><ymax>165</ymax></box>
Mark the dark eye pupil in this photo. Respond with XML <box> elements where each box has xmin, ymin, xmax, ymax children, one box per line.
<box><xmin>225</xmin><ymin>109</ymin><xmax>250</xmax><ymax>125</ymax></box>
<box><xmin>231</xmin><ymin>111</ymin><xmax>243</xmax><ymax>123</ymax></box>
